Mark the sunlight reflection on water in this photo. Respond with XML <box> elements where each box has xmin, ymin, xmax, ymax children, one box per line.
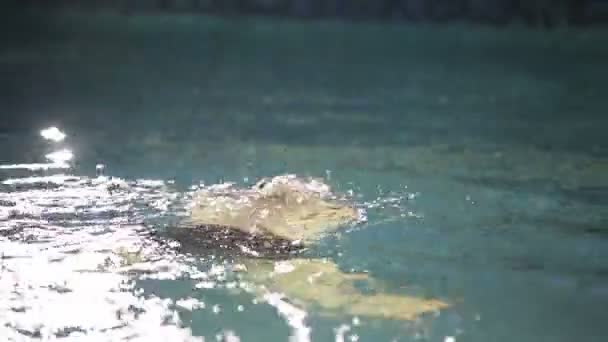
<box><xmin>40</xmin><ymin>127</ymin><xmax>66</xmax><ymax>143</ymax></box>
<box><xmin>0</xmin><ymin>127</ymin><xmax>203</xmax><ymax>340</ymax></box>
<box><xmin>0</xmin><ymin>127</ymin><xmax>436</xmax><ymax>342</ymax></box>
<box><xmin>0</xmin><ymin>173</ymin><xmax>200</xmax><ymax>340</ymax></box>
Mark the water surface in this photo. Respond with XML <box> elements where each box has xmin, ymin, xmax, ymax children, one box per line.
<box><xmin>1</xmin><ymin>9</ymin><xmax>608</xmax><ymax>342</ymax></box>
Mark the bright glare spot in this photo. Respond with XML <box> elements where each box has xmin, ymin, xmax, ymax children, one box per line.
<box><xmin>334</xmin><ymin>324</ymin><xmax>351</xmax><ymax>342</ymax></box>
<box><xmin>265</xmin><ymin>293</ymin><xmax>310</xmax><ymax>342</ymax></box>
<box><xmin>223</xmin><ymin>330</ymin><xmax>241</xmax><ymax>342</ymax></box>
<box><xmin>96</xmin><ymin>164</ymin><xmax>105</xmax><ymax>177</ymax></box>
<box><xmin>40</xmin><ymin>127</ymin><xmax>66</xmax><ymax>142</ymax></box>
<box><xmin>45</xmin><ymin>149</ymin><xmax>73</xmax><ymax>164</ymax></box>
<box><xmin>0</xmin><ymin>162</ymin><xmax>70</xmax><ymax>170</ymax></box>
<box><xmin>445</xmin><ymin>337</ymin><xmax>456</xmax><ymax>342</ymax></box>
<box><xmin>175</xmin><ymin>298</ymin><xmax>205</xmax><ymax>311</ymax></box>
<box><xmin>216</xmin><ymin>330</ymin><xmax>240</xmax><ymax>342</ymax></box>
<box><xmin>2</xmin><ymin>175</ymin><xmax>79</xmax><ymax>185</ymax></box>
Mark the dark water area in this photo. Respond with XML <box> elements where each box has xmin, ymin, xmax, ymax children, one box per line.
<box><xmin>1</xmin><ymin>6</ymin><xmax>607</xmax><ymax>342</ymax></box>
<box><xmin>3</xmin><ymin>8</ymin><xmax>608</xmax><ymax>154</ymax></box>
<box><xmin>7</xmin><ymin>0</ymin><xmax>608</xmax><ymax>27</ymax></box>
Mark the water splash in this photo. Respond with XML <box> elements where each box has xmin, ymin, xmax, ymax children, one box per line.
<box><xmin>0</xmin><ymin>127</ymin><xmax>441</xmax><ymax>341</ymax></box>
<box><xmin>0</xmin><ymin>170</ymin><xmax>201</xmax><ymax>340</ymax></box>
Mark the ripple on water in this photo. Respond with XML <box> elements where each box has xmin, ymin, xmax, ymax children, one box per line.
<box><xmin>0</xmin><ymin>172</ymin><xmax>354</xmax><ymax>342</ymax></box>
<box><xmin>0</xmin><ymin>156</ymin><xmax>439</xmax><ymax>341</ymax></box>
<box><xmin>0</xmin><ymin>173</ymin><xmax>205</xmax><ymax>341</ymax></box>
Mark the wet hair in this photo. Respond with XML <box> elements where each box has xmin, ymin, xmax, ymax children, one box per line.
<box><xmin>165</xmin><ymin>224</ymin><xmax>306</xmax><ymax>261</ymax></box>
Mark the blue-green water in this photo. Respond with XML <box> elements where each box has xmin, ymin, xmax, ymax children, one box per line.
<box><xmin>1</xmin><ymin>9</ymin><xmax>607</xmax><ymax>342</ymax></box>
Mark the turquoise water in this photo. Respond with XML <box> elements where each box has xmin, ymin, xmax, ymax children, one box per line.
<box><xmin>1</xmin><ymin>9</ymin><xmax>608</xmax><ymax>342</ymax></box>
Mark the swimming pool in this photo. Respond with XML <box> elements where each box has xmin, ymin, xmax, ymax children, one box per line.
<box><xmin>1</xmin><ymin>9</ymin><xmax>607</xmax><ymax>342</ymax></box>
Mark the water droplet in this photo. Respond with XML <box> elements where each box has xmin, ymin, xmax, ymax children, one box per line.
<box><xmin>96</xmin><ymin>164</ymin><xmax>105</xmax><ymax>177</ymax></box>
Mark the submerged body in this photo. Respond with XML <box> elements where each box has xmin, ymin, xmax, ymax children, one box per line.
<box><xmin>171</xmin><ymin>174</ymin><xmax>449</xmax><ymax>321</ymax></box>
